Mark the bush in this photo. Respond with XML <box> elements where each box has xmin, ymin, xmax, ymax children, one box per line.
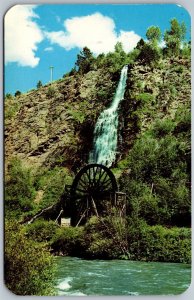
<box><xmin>127</xmin><ymin>219</ymin><xmax>191</xmax><ymax>263</ymax></box>
<box><xmin>51</xmin><ymin>226</ymin><xmax>85</xmax><ymax>256</ymax></box>
<box><xmin>5</xmin><ymin>100</ymin><xmax>20</xmax><ymax>120</ymax></box>
<box><xmin>5</xmin><ymin>93</ymin><xmax>13</xmax><ymax>99</ymax></box>
<box><xmin>14</xmin><ymin>90</ymin><xmax>21</xmax><ymax>97</ymax></box>
<box><xmin>34</xmin><ymin>167</ymin><xmax>72</xmax><ymax>209</ymax></box>
<box><xmin>83</xmin><ymin>216</ymin><xmax>128</xmax><ymax>259</ymax></box>
<box><xmin>25</xmin><ymin>219</ymin><xmax>58</xmax><ymax>243</ymax></box>
<box><xmin>138</xmin><ymin>43</ymin><xmax>160</xmax><ymax>65</ymax></box>
<box><xmin>46</xmin><ymin>86</ymin><xmax>56</xmax><ymax>98</ymax></box>
<box><xmin>5</xmin><ymin>158</ymin><xmax>36</xmax><ymax>216</ymax></box>
<box><xmin>5</xmin><ymin>220</ymin><xmax>55</xmax><ymax>295</ymax></box>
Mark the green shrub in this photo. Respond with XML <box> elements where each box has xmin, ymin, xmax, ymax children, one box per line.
<box><xmin>34</xmin><ymin>167</ymin><xmax>72</xmax><ymax>209</ymax></box>
<box><xmin>14</xmin><ymin>90</ymin><xmax>21</xmax><ymax>97</ymax></box>
<box><xmin>151</xmin><ymin>118</ymin><xmax>176</xmax><ymax>137</ymax></box>
<box><xmin>5</xmin><ymin>93</ymin><xmax>13</xmax><ymax>99</ymax></box>
<box><xmin>46</xmin><ymin>86</ymin><xmax>56</xmax><ymax>98</ymax></box>
<box><xmin>51</xmin><ymin>226</ymin><xmax>85</xmax><ymax>256</ymax></box>
<box><xmin>5</xmin><ymin>101</ymin><xmax>20</xmax><ymax>120</ymax></box>
<box><xmin>5</xmin><ymin>220</ymin><xmax>55</xmax><ymax>295</ymax></box>
<box><xmin>83</xmin><ymin>216</ymin><xmax>128</xmax><ymax>259</ymax></box>
<box><xmin>136</xmin><ymin>92</ymin><xmax>155</xmax><ymax>104</ymax></box>
<box><xmin>25</xmin><ymin>219</ymin><xmax>58</xmax><ymax>243</ymax></box>
<box><xmin>138</xmin><ymin>43</ymin><xmax>160</xmax><ymax>65</ymax></box>
<box><xmin>127</xmin><ymin>219</ymin><xmax>191</xmax><ymax>263</ymax></box>
<box><xmin>5</xmin><ymin>158</ymin><xmax>36</xmax><ymax>216</ymax></box>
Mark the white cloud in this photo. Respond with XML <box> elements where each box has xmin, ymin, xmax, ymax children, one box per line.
<box><xmin>46</xmin><ymin>13</ymin><xmax>141</xmax><ymax>55</ymax></box>
<box><xmin>5</xmin><ymin>5</ymin><xmax>43</xmax><ymax>67</ymax></box>
<box><xmin>44</xmin><ymin>46</ymin><xmax>53</xmax><ymax>52</ymax></box>
<box><xmin>118</xmin><ymin>30</ymin><xmax>141</xmax><ymax>52</ymax></box>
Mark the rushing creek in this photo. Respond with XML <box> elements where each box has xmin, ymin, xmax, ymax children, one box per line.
<box><xmin>55</xmin><ymin>257</ymin><xmax>191</xmax><ymax>296</ymax></box>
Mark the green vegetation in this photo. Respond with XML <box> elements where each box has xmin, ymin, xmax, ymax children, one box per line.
<box><xmin>37</xmin><ymin>80</ymin><xmax>43</xmax><ymax>89</ymax></box>
<box><xmin>46</xmin><ymin>86</ymin><xmax>56</xmax><ymax>98</ymax></box>
<box><xmin>14</xmin><ymin>90</ymin><xmax>21</xmax><ymax>97</ymax></box>
<box><xmin>4</xmin><ymin>17</ymin><xmax>191</xmax><ymax>295</ymax></box>
<box><xmin>5</xmin><ymin>220</ymin><xmax>55</xmax><ymax>295</ymax></box>
<box><xmin>5</xmin><ymin>158</ymin><xmax>36</xmax><ymax>218</ymax></box>
<box><xmin>164</xmin><ymin>18</ymin><xmax>186</xmax><ymax>56</ymax></box>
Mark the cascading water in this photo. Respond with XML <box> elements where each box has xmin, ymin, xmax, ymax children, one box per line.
<box><xmin>89</xmin><ymin>65</ymin><xmax>128</xmax><ymax>167</ymax></box>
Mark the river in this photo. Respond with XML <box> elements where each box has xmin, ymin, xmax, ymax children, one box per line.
<box><xmin>55</xmin><ymin>257</ymin><xmax>191</xmax><ymax>296</ymax></box>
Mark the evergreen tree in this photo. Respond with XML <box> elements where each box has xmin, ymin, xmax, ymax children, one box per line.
<box><xmin>75</xmin><ymin>47</ymin><xmax>94</xmax><ymax>74</ymax></box>
<box><xmin>146</xmin><ymin>26</ymin><xmax>161</xmax><ymax>47</ymax></box>
<box><xmin>15</xmin><ymin>90</ymin><xmax>21</xmax><ymax>97</ymax></box>
<box><xmin>164</xmin><ymin>18</ymin><xmax>186</xmax><ymax>56</ymax></box>
<box><xmin>37</xmin><ymin>80</ymin><xmax>43</xmax><ymax>89</ymax></box>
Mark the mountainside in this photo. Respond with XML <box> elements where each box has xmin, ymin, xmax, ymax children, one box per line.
<box><xmin>5</xmin><ymin>69</ymin><xmax>116</xmax><ymax>171</ymax></box>
<box><xmin>5</xmin><ymin>56</ymin><xmax>190</xmax><ymax>173</ymax></box>
<box><xmin>4</xmin><ymin>15</ymin><xmax>192</xmax><ymax>296</ymax></box>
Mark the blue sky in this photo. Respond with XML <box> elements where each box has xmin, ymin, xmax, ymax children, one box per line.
<box><xmin>4</xmin><ymin>4</ymin><xmax>191</xmax><ymax>95</ymax></box>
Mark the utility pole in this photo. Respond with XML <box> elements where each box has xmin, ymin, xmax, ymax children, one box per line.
<box><xmin>49</xmin><ymin>66</ymin><xmax>54</xmax><ymax>82</ymax></box>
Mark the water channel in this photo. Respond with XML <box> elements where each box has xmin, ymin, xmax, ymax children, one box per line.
<box><xmin>55</xmin><ymin>256</ymin><xmax>191</xmax><ymax>296</ymax></box>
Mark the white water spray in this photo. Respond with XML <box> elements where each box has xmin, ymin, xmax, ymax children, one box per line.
<box><xmin>89</xmin><ymin>65</ymin><xmax>128</xmax><ymax>167</ymax></box>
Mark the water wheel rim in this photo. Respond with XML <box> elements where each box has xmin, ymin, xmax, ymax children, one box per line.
<box><xmin>70</xmin><ymin>163</ymin><xmax>118</xmax><ymax>199</ymax></box>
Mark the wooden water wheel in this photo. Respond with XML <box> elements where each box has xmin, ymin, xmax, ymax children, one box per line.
<box><xmin>70</xmin><ymin>164</ymin><xmax>118</xmax><ymax>226</ymax></box>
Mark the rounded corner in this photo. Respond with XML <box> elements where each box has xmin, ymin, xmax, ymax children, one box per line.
<box><xmin>175</xmin><ymin>3</ymin><xmax>192</xmax><ymax>20</ymax></box>
<box><xmin>3</xmin><ymin>279</ymin><xmax>21</xmax><ymax>296</ymax></box>
<box><xmin>4</xmin><ymin>4</ymin><xmax>20</xmax><ymax>22</ymax></box>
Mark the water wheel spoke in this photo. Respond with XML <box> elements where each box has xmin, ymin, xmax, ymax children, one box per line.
<box><xmin>79</xmin><ymin>178</ymin><xmax>88</xmax><ymax>189</ymax></box>
<box><xmin>99</xmin><ymin>172</ymin><xmax>109</xmax><ymax>185</ymax></box>
<box><xmin>98</xmin><ymin>168</ymin><xmax>106</xmax><ymax>182</ymax></box>
<box><xmin>92</xmin><ymin>166</ymin><xmax>99</xmax><ymax>184</ymax></box>
<box><xmin>76</xmin><ymin>187</ymin><xmax>88</xmax><ymax>195</ymax></box>
<box><xmin>70</xmin><ymin>164</ymin><xmax>118</xmax><ymax>225</ymax></box>
<box><xmin>86</xmin><ymin>168</ymin><xmax>92</xmax><ymax>187</ymax></box>
<box><xmin>101</xmin><ymin>177</ymin><xmax>112</xmax><ymax>187</ymax></box>
<box><xmin>82</xmin><ymin>173</ymin><xmax>90</xmax><ymax>185</ymax></box>
<box><xmin>102</xmin><ymin>180</ymin><xmax>112</xmax><ymax>191</ymax></box>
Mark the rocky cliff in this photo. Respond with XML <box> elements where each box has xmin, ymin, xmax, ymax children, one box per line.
<box><xmin>5</xmin><ymin>56</ymin><xmax>190</xmax><ymax>174</ymax></box>
<box><xmin>5</xmin><ymin>69</ymin><xmax>116</xmax><ymax>171</ymax></box>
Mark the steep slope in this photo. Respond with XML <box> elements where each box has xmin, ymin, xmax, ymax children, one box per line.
<box><xmin>5</xmin><ymin>70</ymin><xmax>116</xmax><ymax>171</ymax></box>
<box><xmin>5</xmin><ymin>56</ymin><xmax>190</xmax><ymax>174</ymax></box>
<box><xmin>120</xmin><ymin>57</ymin><xmax>190</xmax><ymax>156</ymax></box>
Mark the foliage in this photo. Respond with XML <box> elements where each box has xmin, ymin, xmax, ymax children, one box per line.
<box><xmin>138</xmin><ymin>43</ymin><xmax>161</xmax><ymax>65</ymax></box>
<box><xmin>67</xmin><ymin>109</ymin><xmax>86</xmax><ymax>124</ymax></box>
<box><xmin>82</xmin><ymin>216</ymin><xmax>124</xmax><ymax>259</ymax></box>
<box><xmin>136</xmin><ymin>92</ymin><xmax>155</xmax><ymax>104</ymax></box>
<box><xmin>164</xmin><ymin>18</ymin><xmax>186</xmax><ymax>56</ymax></box>
<box><xmin>46</xmin><ymin>86</ymin><xmax>56</xmax><ymax>98</ymax></box>
<box><xmin>5</xmin><ymin>158</ymin><xmax>36</xmax><ymax>217</ymax></box>
<box><xmin>51</xmin><ymin>226</ymin><xmax>85</xmax><ymax>256</ymax></box>
<box><xmin>5</xmin><ymin>93</ymin><xmax>13</xmax><ymax>99</ymax></box>
<box><xmin>75</xmin><ymin>47</ymin><xmax>95</xmax><ymax>74</ymax></box>
<box><xmin>102</xmin><ymin>42</ymin><xmax>129</xmax><ymax>74</ymax></box>
<box><xmin>127</xmin><ymin>218</ymin><xmax>191</xmax><ymax>263</ymax></box>
<box><xmin>25</xmin><ymin>219</ymin><xmax>58</xmax><ymax>243</ymax></box>
<box><xmin>146</xmin><ymin>26</ymin><xmax>161</xmax><ymax>47</ymax></box>
<box><xmin>34</xmin><ymin>166</ymin><xmax>72</xmax><ymax>209</ymax></box>
<box><xmin>181</xmin><ymin>42</ymin><xmax>191</xmax><ymax>58</ymax></box>
<box><xmin>119</xmin><ymin>112</ymin><xmax>191</xmax><ymax>227</ymax></box>
<box><xmin>37</xmin><ymin>80</ymin><xmax>43</xmax><ymax>89</ymax></box>
<box><xmin>5</xmin><ymin>220</ymin><xmax>55</xmax><ymax>295</ymax></box>
<box><xmin>5</xmin><ymin>100</ymin><xmax>20</xmax><ymax>120</ymax></box>
<box><xmin>14</xmin><ymin>90</ymin><xmax>21</xmax><ymax>97</ymax></box>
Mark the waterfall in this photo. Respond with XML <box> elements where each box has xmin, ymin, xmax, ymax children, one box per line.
<box><xmin>89</xmin><ymin>65</ymin><xmax>128</xmax><ymax>167</ymax></box>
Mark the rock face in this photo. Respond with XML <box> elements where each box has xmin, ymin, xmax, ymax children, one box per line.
<box><xmin>5</xmin><ymin>70</ymin><xmax>116</xmax><ymax>171</ymax></box>
<box><xmin>5</xmin><ymin>57</ymin><xmax>191</xmax><ymax>172</ymax></box>
<box><xmin>120</xmin><ymin>57</ymin><xmax>191</xmax><ymax>154</ymax></box>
